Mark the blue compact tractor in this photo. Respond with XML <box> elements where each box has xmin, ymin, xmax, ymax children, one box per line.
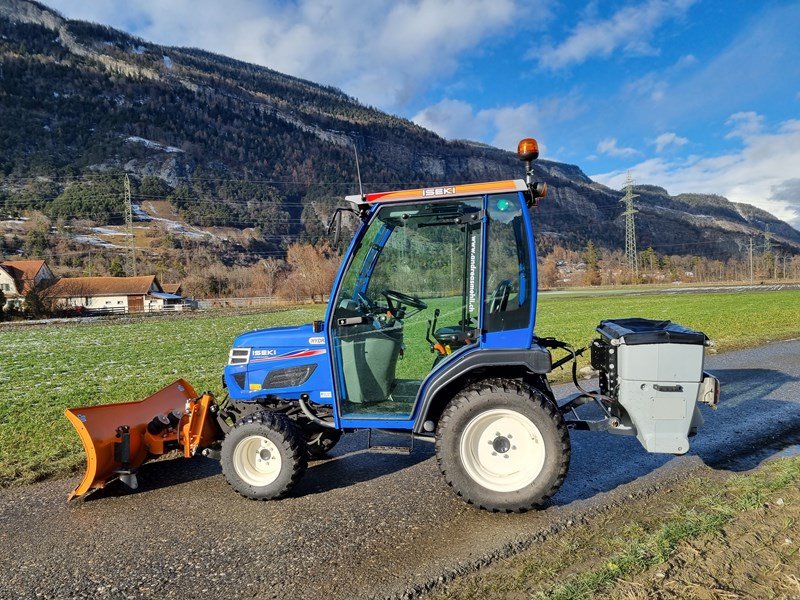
<box><xmin>66</xmin><ymin>139</ymin><xmax>719</xmax><ymax>512</ymax></box>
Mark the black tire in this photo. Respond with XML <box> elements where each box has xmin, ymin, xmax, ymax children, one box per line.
<box><xmin>304</xmin><ymin>429</ymin><xmax>343</xmax><ymax>459</ymax></box>
<box><xmin>435</xmin><ymin>378</ymin><xmax>570</xmax><ymax>512</ymax></box>
<box><xmin>221</xmin><ymin>411</ymin><xmax>307</xmax><ymax>500</ymax></box>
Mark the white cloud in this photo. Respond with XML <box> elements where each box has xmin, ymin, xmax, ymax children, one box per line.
<box><xmin>591</xmin><ymin>116</ymin><xmax>800</xmax><ymax>229</ymax></box>
<box><xmin>674</xmin><ymin>54</ymin><xmax>697</xmax><ymax>69</ymax></box>
<box><xmin>653</xmin><ymin>132</ymin><xmax>688</xmax><ymax>152</ymax></box>
<box><xmin>725</xmin><ymin>111</ymin><xmax>765</xmax><ymax>139</ymax></box>
<box><xmin>412</xmin><ymin>99</ymin><xmax>489</xmax><ymax>141</ymax></box>
<box><xmin>624</xmin><ymin>54</ymin><xmax>697</xmax><ymax>103</ymax></box>
<box><xmin>45</xmin><ymin>0</ymin><xmax>537</xmax><ymax>109</ymax></box>
<box><xmin>535</xmin><ymin>0</ymin><xmax>696</xmax><ymax>70</ymax></box>
<box><xmin>597</xmin><ymin>138</ymin><xmax>640</xmax><ymax>157</ymax></box>
<box><xmin>412</xmin><ymin>94</ymin><xmax>583</xmax><ymax>152</ymax></box>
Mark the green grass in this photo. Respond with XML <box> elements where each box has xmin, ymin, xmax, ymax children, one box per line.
<box><xmin>1</xmin><ymin>289</ymin><xmax>799</xmax><ymax>487</ymax></box>
<box><xmin>536</xmin><ymin>290</ymin><xmax>800</xmax><ymax>379</ymax></box>
<box><xmin>542</xmin><ymin>457</ymin><xmax>800</xmax><ymax>600</ymax></box>
<box><xmin>0</xmin><ymin>307</ymin><xmax>325</xmax><ymax>486</ymax></box>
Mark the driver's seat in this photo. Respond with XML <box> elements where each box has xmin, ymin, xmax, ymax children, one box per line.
<box><xmin>433</xmin><ymin>325</ymin><xmax>475</xmax><ymax>353</ymax></box>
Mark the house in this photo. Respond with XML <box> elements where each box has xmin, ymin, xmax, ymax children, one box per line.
<box><xmin>162</xmin><ymin>283</ymin><xmax>183</xmax><ymax>296</ymax></box>
<box><xmin>0</xmin><ymin>259</ymin><xmax>56</xmax><ymax>309</ymax></box>
<box><xmin>45</xmin><ymin>275</ymin><xmax>188</xmax><ymax>313</ymax></box>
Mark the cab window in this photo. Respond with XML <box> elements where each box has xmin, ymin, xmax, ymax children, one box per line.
<box><xmin>484</xmin><ymin>194</ymin><xmax>532</xmax><ymax>332</ymax></box>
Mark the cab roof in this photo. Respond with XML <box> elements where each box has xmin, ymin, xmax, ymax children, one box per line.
<box><xmin>345</xmin><ymin>179</ymin><xmax>527</xmax><ymax>205</ymax></box>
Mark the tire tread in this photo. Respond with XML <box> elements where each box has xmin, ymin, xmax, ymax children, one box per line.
<box><xmin>221</xmin><ymin>410</ymin><xmax>307</xmax><ymax>500</ymax></box>
<box><xmin>435</xmin><ymin>377</ymin><xmax>570</xmax><ymax>513</ymax></box>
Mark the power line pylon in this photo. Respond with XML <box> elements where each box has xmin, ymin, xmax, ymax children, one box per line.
<box><xmin>124</xmin><ymin>174</ymin><xmax>137</xmax><ymax>276</ymax></box>
<box><xmin>621</xmin><ymin>171</ymin><xmax>639</xmax><ymax>277</ymax></box>
<box><xmin>763</xmin><ymin>226</ymin><xmax>773</xmax><ymax>254</ymax></box>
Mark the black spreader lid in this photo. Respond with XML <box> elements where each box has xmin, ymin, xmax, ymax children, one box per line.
<box><xmin>596</xmin><ymin>317</ymin><xmax>708</xmax><ymax>346</ymax></box>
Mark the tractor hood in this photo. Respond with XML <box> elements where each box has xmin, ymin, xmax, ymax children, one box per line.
<box><xmin>232</xmin><ymin>323</ymin><xmax>325</xmax><ymax>350</ymax></box>
<box><xmin>225</xmin><ymin>323</ymin><xmax>333</xmax><ymax>403</ymax></box>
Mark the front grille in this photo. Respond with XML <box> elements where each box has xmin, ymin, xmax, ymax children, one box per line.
<box><xmin>263</xmin><ymin>364</ymin><xmax>317</xmax><ymax>389</ymax></box>
<box><xmin>228</xmin><ymin>347</ymin><xmax>251</xmax><ymax>365</ymax></box>
<box><xmin>231</xmin><ymin>372</ymin><xmax>246</xmax><ymax>390</ymax></box>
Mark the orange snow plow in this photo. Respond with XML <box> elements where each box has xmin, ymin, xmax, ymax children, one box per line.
<box><xmin>64</xmin><ymin>379</ymin><xmax>221</xmax><ymax>500</ymax></box>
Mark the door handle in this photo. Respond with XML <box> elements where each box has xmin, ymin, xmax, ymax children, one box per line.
<box><xmin>653</xmin><ymin>384</ymin><xmax>683</xmax><ymax>393</ymax></box>
<box><xmin>337</xmin><ymin>316</ymin><xmax>370</xmax><ymax>326</ymax></box>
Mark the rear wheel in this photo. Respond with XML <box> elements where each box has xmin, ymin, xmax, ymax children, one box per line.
<box><xmin>435</xmin><ymin>378</ymin><xmax>570</xmax><ymax>512</ymax></box>
<box><xmin>221</xmin><ymin>411</ymin><xmax>307</xmax><ymax>500</ymax></box>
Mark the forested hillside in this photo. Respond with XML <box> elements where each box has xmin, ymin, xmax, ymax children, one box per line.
<box><xmin>1</xmin><ymin>0</ymin><xmax>799</xmax><ymax>286</ymax></box>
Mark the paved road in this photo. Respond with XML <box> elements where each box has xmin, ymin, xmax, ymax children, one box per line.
<box><xmin>1</xmin><ymin>341</ymin><xmax>799</xmax><ymax>600</ymax></box>
<box><xmin>540</xmin><ymin>283</ymin><xmax>800</xmax><ymax>298</ymax></box>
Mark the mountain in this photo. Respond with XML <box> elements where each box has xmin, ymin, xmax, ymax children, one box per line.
<box><xmin>1</xmin><ymin>0</ymin><xmax>799</xmax><ymax>264</ymax></box>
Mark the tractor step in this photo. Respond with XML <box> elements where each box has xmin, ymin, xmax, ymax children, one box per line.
<box><xmin>368</xmin><ymin>445</ymin><xmax>412</xmax><ymax>455</ymax></box>
<box><xmin>366</xmin><ymin>429</ymin><xmax>414</xmax><ymax>454</ymax></box>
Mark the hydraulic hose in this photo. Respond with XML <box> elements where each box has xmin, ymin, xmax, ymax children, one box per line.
<box><xmin>298</xmin><ymin>396</ymin><xmax>337</xmax><ymax>429</ymax></box>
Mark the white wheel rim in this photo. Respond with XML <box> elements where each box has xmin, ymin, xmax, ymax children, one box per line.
<box><xmin>232</xmin><ymin>435</ymin><xmax>282</xmax><ymax>487</ymax></box>
<box><xmin>459</xmin><ymin>408</ymin><xmax>546</xmax><ymax>493</ymax></box>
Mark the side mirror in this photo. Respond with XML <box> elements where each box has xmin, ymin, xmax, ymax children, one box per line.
<box><xmin>333</xmin><ymin>209</ymin><xmax>342</xmax><ymax>247</ymax></box>
<box><xmin>326</xmin><ymin>209</ymin><xmax>343</xmax><ymax>247</ymax></box>
<box><xmin>326</xmin><ymin>207</ymin><xmax>361</xmax><ymax>247</ymax></box>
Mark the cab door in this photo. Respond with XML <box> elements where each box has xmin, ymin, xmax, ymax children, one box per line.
<box><xmin>329</xmin><ymin>197</ymin><xmax>484</xmax><ymax>427</ymax></box>
<box><xmin>482</xmin><ymin>193</ymin><xmax>536</xmax><ymax>347</ymax></box>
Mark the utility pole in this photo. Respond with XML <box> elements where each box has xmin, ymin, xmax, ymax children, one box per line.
<box><xmin>748</xmin><ymin>236</ymin><xmax>754</xmax><ymax>282</ymax></box>
<box><xmin>621</xmin><ymin>171</ymin><xmax>639</xmax><ymax>278</ymax></box>
<box><xmin>762</xmin><ymin>226</ymin><xmax>773</xmax><ymax>279</ymax></box>
<box><xmin>124</xmin><ymin>174</ymin><xmax>137</xmax><ymax>276</ymax></box>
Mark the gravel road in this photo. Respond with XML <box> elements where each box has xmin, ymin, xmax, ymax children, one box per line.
<box><xmin>1</xmin><ymin>340</ymin><xmax>798</xmax><ymax>600</ymax></box>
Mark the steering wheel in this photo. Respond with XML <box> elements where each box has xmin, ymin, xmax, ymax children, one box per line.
<box><xmin>381</xmin><ymin>289</ymin><xmax>428</xmax><ymax>316</ymax></box>
<box><xmin>488</xmin><ymin>279</ymin><xmax>513</xmax><ymax>314</ymax></box>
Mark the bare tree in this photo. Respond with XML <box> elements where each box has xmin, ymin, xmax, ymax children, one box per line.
<box><xmin>281</xmin><ymin>243</ymin><xmax>339</xmax><ymax>303</ymax></box>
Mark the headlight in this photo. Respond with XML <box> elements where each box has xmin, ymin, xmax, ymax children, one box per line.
<box><xmin>228</xmin><ymin>347</ymin><xmax>251</xmax><ymax>365</ymax></box>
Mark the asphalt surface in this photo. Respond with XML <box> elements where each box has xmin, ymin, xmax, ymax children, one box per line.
<box><xmin>540</xmin><ymin>283</ymin><xmax>800</xmax><ymax>297</ymax></box>
<box><xmin>1</xmin><ymin>340</ymin><xmax>799</xmax><ymax>600</ymax></box>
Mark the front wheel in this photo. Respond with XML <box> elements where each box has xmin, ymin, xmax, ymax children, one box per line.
<box><xmin>221</xmin><ymin>411</ymin><xmax>307</xmax><ymax>500</ymax></box>
<box><xmin>435</xmin><ymin>378</ymin><xmax>570</xmax><ymax>512</ymax></box>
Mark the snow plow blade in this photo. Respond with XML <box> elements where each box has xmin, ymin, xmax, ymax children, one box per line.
<box><xmin>64</xmin><ymin>379</ymin><xmax>219</xmax><ymax>500</ymax></box>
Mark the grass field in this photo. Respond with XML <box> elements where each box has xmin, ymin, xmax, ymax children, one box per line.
<box><xmin>1</xmin><ymin>290</ymin><xmax>799</xmax><ymax>487</ymax></box>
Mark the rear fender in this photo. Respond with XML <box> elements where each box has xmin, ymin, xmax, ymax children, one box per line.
<box><xmin>412</xmin><ymin>347</ymin><xmax>552</xmax><ymax>434</ymax></box>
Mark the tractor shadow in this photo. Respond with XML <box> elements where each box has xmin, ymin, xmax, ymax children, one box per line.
<box><xmin>554</xmin><ymin>367</ymin><xmax>800</xmax><ymax>506</ymax></box>
<box><xmin>80</xmin><ymin>455</ymin><xmax>222</xmax><ymax>501</ymax></box>
<box><xmin>293</xmin><ymin>431</ymin><xmax>434</xmax><ymax>497</ymax></box>
<box><xmin>83</xmin><ymin>430</ymin><xmax>433</xmax><ymax>502</ymax></box>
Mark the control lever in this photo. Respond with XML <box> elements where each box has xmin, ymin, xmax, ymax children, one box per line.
<box><xmin>426</xmin><ymin>308</ymin><xmax>442</xmax><ymax>354</ymax></box>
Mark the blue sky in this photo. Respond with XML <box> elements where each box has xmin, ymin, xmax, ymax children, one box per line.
<box><xmin>45</xmin><ymin>0</ymin><xmax>800</xmax><ymax>227</ymax></box>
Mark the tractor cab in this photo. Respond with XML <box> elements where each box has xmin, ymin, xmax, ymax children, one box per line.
<box><xmin>330</xmin><ymin>181</ymin><xmax>537</xmax><ymax>423</ymax></box>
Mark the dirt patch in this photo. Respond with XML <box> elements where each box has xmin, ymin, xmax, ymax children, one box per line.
<box><xmin>427</xmin><ymin>474</ymin><xmax>720</xmax><ymax>600</ymax></box>
<box><xmin>427</xmin><ymin>457</ymin><xmax>800</xmax><ymax>600</ymax></box>
<box><xmin>605</xmin><ymin>485</ymin><xmax>800</xmax><ymax>600</ymax></box>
